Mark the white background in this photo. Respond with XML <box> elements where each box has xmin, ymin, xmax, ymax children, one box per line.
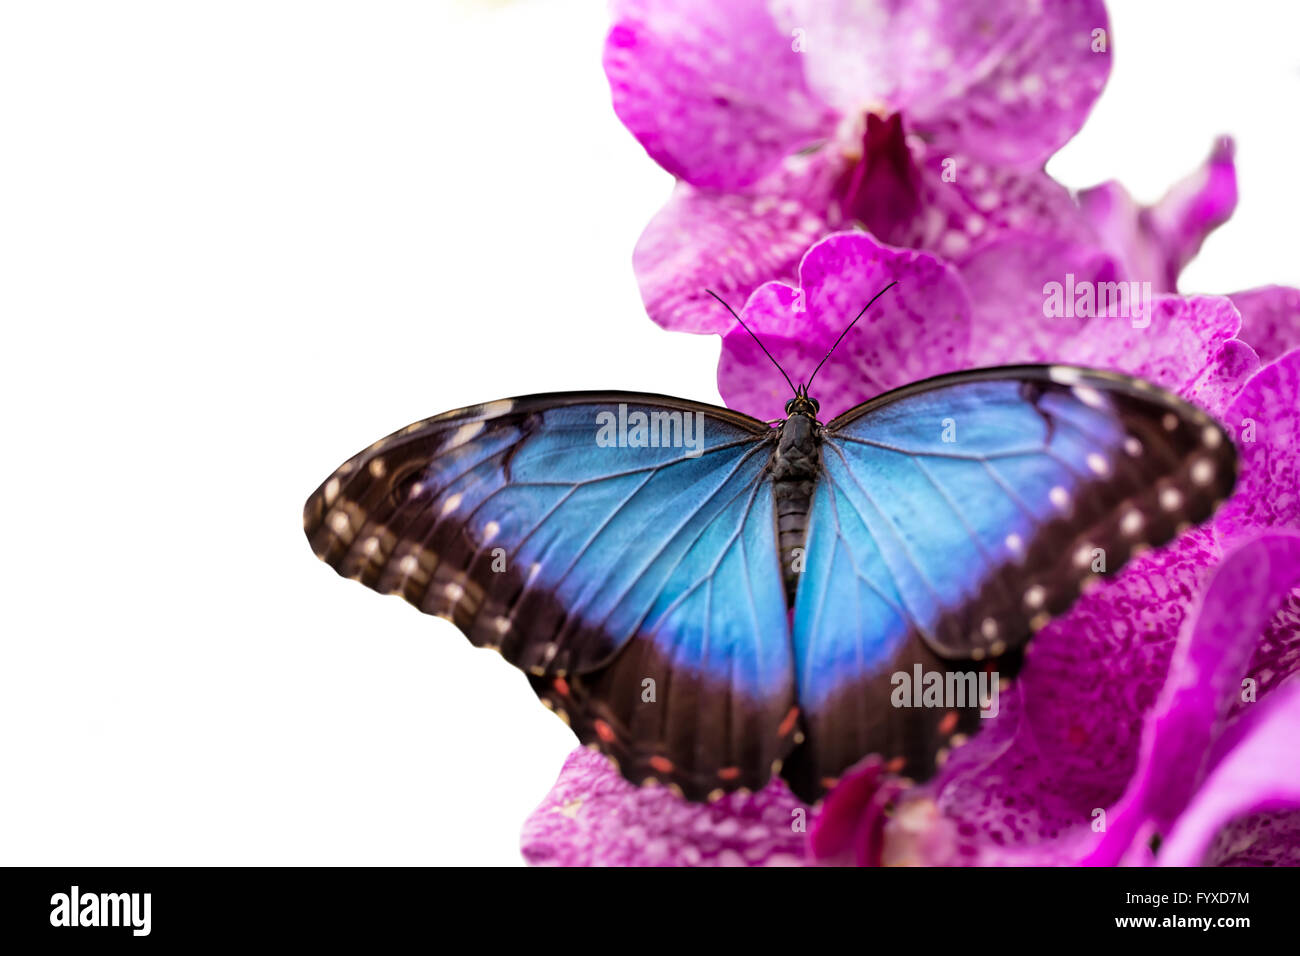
<box><xmin>2</xmin><ymin>1</ymin><xmax>1297</xmax><ymax>865</ymax></box>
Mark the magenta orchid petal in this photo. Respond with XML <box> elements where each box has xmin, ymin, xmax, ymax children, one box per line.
<box><xmin>771</xmin><ymin>0</ymin><xmax>1111</xmax><ymax>169</ymax></box>
<box><xmin>1217</xmin><ymin>348</ymin><xmax>1300</xmax><ymax>539</ymax></box>
<box><xmin>633</xmin><ymin>132</ymin><xmax>1094</xmax><ymax>334</ymax></box>
<box><xmin>1158</xmin><ymin>681</ymin><xmax>1300</xmax><ymax>866</ymax></box>
<box><xmin>957</xmin><ymin>233</ymin><xmax>1120</xmax><ymax>366</ymax></box>
<box><xmin>1182</xmin><ymin>339</ymin><xmax>1262</xmax><ymax>421</ymax></box>
<box><xmin>632</xmin><ymin>157</ymin><xmax>832</xmax><ymax>334</ymax></box>
<box><xmin>1078</xmin><ymin>137</ymin><xmax>1238</xmax><ymax>293</ymax></box>
<box><xmin>808</xmin><ymin>756</ymin><xmax>908</xmax><ymax>866</ymax></box>
<box><xmin>1229</xmin><ymin>285</ymin><xmax>1300</xmax><ymax>363</ymax></box>
<box><xmin>889</xmin><ymin>151</ymin><xmax>1098</xmax><ymax>256</ymax></box>
<box><xmin>1054</xmin><ymin>294</ymin><xmax>1246</xmax><ymax>403</ymax></box>
<box><xmin>1231</xmin><ymin>591</ymin><xmax>1300</xmax><ymax>723</ymax></box>
<box><xmin>1083</xmin><ymin>532</ymin><xmax>1300</xmax><ymax>865</ymax></box>
<box><xmin>1198</xmin><ymin>810</ymin><xmax>1300</xmax><ymax>866</ymax></box>
<box><xmin>604</xmin><ymin>0</ymin><xmax>833</xmax><ymax>191</ymax></box>
<box><xmin>521</xmin><ymin>747</ymin><xmax>808</xmax><ymax>866</ymax></box>
<box><xmin>716</xmin><ymin>232</ymin><xmax>972</xmax><ymax>421</ymax></box>
<box><xmin>609</xmin><ymin>0</ymin><xmax>1120</xmax><ymax>335</ymax></box>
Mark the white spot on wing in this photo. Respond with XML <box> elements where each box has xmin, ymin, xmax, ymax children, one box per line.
<box><xmin>1191</xmin><ymin>459</ymin><xmax>1215</xmax><ymax>486</ymax></box>
<box><xmin>1048</xmin><ymin>366</ymin><xmax>1084</xmax><ymax>385</ymax></box>
<box><xmin>445</xmin><ymin>422</ymin><xmax>484</xmax><ymax>451</ymax></box>
<box><xmin>1072</xmin><ymin>385</ymin><xmax>1106</xmax><ymax>409</ymax></box>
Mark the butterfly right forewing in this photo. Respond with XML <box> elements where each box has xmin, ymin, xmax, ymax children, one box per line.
<box><xmin>781</xmin><ymin>365</ymin><xmax>1236</xmax><ymax>801</ymax></box>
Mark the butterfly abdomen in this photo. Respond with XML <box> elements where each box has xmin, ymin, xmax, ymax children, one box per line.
<box><xmin>771</xmin><ymin>412</ymin><xmax>821</xmax><ymax>603</ymax></box>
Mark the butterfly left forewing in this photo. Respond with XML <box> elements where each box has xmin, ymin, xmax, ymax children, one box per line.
<box><xmin>305</xmin><ymin>392</ymin><xmax>798</xmax><ymax>799</ymax></box>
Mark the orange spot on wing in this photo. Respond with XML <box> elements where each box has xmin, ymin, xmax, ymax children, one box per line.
<box><xmin>717</xmin><ymin>766</ymin><xmax>741</xmax><ymax>781</ymax></box>
<box><xmin>552</xmin><ymin>677</ymin><xmax>570</xmax><ymax>697</ymax></box>
<box><xmin>648</xmin><ymin>756</ymin><xmax>674</xmax><ymax>774</ymax></box>
<box><xmin>593</xmin><ymin>719</ymin><xmax>615</xmax><ymax>743</ymax></box>
<box><xmin>778</xmin><ymin>706</ymin><xmax>800</xmax><ymax>737</ymax></box>
<box><xmin>938</xmin><ymin>710</ymin><xmax>959</xmax><ymax>735</ymax></box>
<box><xmin>885</xmin><ymin>756</ymin><xmax>906</xmax><ymax>773</ymax></box>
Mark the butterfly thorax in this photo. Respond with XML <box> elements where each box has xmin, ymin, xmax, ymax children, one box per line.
<box><xmin>771</xmin><ymin>411</ymin><xmax>821</xmax><ymax>604</ymax></box>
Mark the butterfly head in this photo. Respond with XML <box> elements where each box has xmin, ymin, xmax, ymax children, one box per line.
<box><xmin>784</xmin><ymin>383</ymin><xmax>820</xmax><ymax>419</ymax></box>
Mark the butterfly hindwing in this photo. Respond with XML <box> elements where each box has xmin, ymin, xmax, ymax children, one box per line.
<box><xmin>783</xmin><ymin>365</ymin><xmax>1236</xmax><ymax>800</ymax></box>
<box><xmin>304</xmin><ymin>393</ymin><xmax>797</xmax><ymax>799</ymax></box>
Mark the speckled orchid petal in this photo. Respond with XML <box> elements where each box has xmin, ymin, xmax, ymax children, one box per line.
<box><xmin>956</xmin><ymin>232</ymin><xmax>1120</xmax><ymax>366</ymax></box>
<box><xmin>769</xmin><ymin>0</ymin><xmax>1110</xmax><ymax>169</ymax></box>
<box><xmin>1229</xmin><ymin>285</ymin><xmax>1300</xmax><ymax>364</ymax></box>
<box><xmin>1209</xmin><ymin>348</ymin><xmax>1300</xmax><ymax>761</ymax></box>
<box><xmin>634</xmin><ymin>136</ymin><xmax>1092</xmax><ymax>334</ymax></box>
<box><xmin>1230</xmin><ymin>591</ymin><xmax>1300</xmax><ymax>723</ymax></box>
<box><xmin>1054</xmin><ymin>294</ymin><xmax>1250</xmax><ymax>413</ymax></box>
<box><xmin>1217</xmin><ymin>349</ymin><xmax>1300</xmax><ymax>539</ymax></box>
<box><xmin>1182</xmin><ymin>339</ymin><xmax>1262</xmax><ymax>421</ymax></box>
<box><xmin>887</xmin><ymin>150</ymin><xmax>1097</xmax><ymax>260</ymax></box>
<box><xmin>1078</xmin><ymin>138</ymin><xmax>1237</xmax><ymax>293</ymax></box>
<box><xmin>921</xmin><ymin>526</ymin><xmax>1226</xmax><ymax>864</ymax></box>
<box><xmin>521</xmin><ymin>747</ymin><xmax>808</xmax><ymax>866</ymax></box>
<box><xmin>1083</xmin><ymin>532</ymin><xmax>1300</xmax><ymax>866</ymax></box>
<box><xmin>1158</xmin><ymin>681</ymin><xmax>1300</xmax><ymax>866</ymax></box>
<box><xmin>1199</xmin><ymin>810</ymin><xmax>1300</xmax><ymax>866</ymax></box>
<box><xmin>604</xmin><ymin>0</ymin><xmax>834</xmax><ymax>191</ymax></box>
<box><xmin>633</xmin><ymin>154</ymin><xmax>832</xmax><ymax>334</ymax></box>
<box><xmin>716</xmin><ymin>232</ymin><xmax>972</xmax><ymax>421</ymax></box>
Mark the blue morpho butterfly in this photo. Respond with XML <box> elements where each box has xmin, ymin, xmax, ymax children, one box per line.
<box><xmin>304</xmin><ymin>284</ymin><xmax>1236</xmax><ymax>803</ymax></box>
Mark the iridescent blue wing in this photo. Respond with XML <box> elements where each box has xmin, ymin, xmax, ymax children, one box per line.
<box><xmin>304</xmin><ymin>393</ymin><xmax>797</xmax><ymax>799</ymax></box>
<box><xmin>784</xmin><ymin>365</ymin><xmax>1237</xmax><ymax>801</ymax></box>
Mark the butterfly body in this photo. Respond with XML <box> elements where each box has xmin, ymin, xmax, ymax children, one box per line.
<box><xmin>305</xmin><ymin>366</ymin><xmax>1236</xmax><ymax>802</ymax></box>
<box><xmin>770</xmin><ymin>409</ymin><xmax>821</xmax><ymax>601</ymax></box>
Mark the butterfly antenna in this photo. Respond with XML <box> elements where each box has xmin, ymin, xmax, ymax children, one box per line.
<box><xmin>705</xmin><ymin>289</ymin><xmax>798</xmax><ymax>397</ymax></box>
<box><xmin>804</xmin><ymin>281</ymin><xmax>898</xmax><ymax>391</ymax></box>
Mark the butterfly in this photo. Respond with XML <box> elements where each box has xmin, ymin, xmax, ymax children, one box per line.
<box><xmin>303</xmin><ymin>291</ymin><xmax>1236</xmax><ymax>804</ymax></box>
